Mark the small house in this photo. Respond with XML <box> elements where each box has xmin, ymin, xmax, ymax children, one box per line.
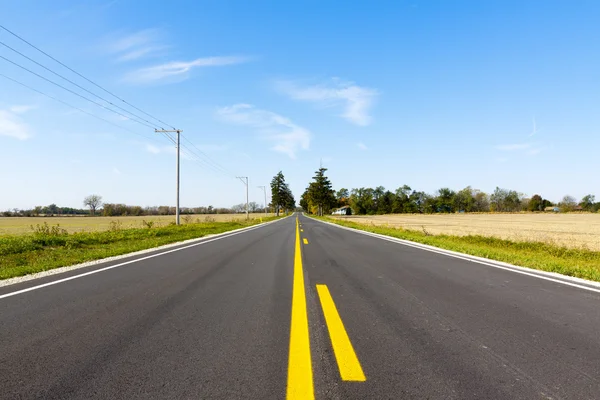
<box><xmin>544</xmin><ymin>206</ymin><xmax>560</xmax><ymax>212</ymax></box>
<box><xmin>332</xmin><ymin>206</ymin><xmax>352</xmax><ymax>215</ymax></box>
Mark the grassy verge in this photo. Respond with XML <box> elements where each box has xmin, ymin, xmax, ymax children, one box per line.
<box><xmin>317</xmin><ymin>216</ymin><xmax>600</xmax><ymax>282</ymax></box>
<box><xmin>0</xmin><ymin>216</ymin><xmax>281</xmax><ymax>280</ymax></box>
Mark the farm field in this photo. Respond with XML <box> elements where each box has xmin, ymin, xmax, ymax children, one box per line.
<box><xmin>331</xmin><ymin>213</ymin><xmax>600</xmax><ymax>251</ymax></box>
<box><xmin>0</xmin><ymin>214</ymin><xmax>275</xmax><ymax>236</ymax></box>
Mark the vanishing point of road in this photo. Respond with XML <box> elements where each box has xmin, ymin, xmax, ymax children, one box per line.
<box><xmin>1</xmin><ymin>214</ymin><xmax>600</xmax><ymax>399</ymax></box>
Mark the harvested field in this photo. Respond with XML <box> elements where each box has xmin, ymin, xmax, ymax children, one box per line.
<box><xmin>331</xmin><ymin>213</ymin><xmax>600</xmax><ymax>251</ymax></box>
<box><xmin>0</xmin><ymin>214</ymin><xmax>275</xmax><ymax>236</ymax></box>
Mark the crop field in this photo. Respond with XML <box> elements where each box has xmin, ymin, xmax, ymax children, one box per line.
<box><xmin>331</xmin><ymin>213</ymin><xmax>600</xmax><ymax>251</ymax></box>
<box><xmin>0</xmin><ymin>214</ymin><xmax>275</xmax><ymax>236</ymax></box>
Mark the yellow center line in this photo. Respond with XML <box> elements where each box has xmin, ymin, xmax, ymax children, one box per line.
<box><xmin>287</xmin><ymin>218</ymin><xmax>314</xmax><ymax>399</ymax></box>
<box><xmin>316</xmin><ymin>284</ymin><xmax>366</xmax><ymax>382</ymax></box>
<box><xmin>303</xmin><ymin>238</ymin><xmax>309</xmax><ymax>244</ymax></box>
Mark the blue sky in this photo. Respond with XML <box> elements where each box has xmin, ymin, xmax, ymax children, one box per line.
<box><xmin>1</xmin><ymin>0</ymin><xmax>599</xmax><ymax>210</ymax></box>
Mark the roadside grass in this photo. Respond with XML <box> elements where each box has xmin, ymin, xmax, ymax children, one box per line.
<box><xmin>317</xmin><ymin>217</ymin><xmax>600</xmax><ymax>282</ymax></box>
<box><xmin>0</xmin><ymin>217</ymin><xmax>281</xmax><ymax>280</ymax></box>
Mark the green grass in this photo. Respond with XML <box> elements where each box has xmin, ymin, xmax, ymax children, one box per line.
<box><xmin>317</xmin><ymin>216</ymin><xmax>600</xmax><ymax>282</ymax></box>
<box><xmin>0</xmin><ymin>217</ymin><xmax>281</xmax><ymax>280</ymax></box>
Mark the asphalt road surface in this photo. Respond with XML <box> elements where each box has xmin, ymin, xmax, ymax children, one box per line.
<box><xmin>1</xmin><ymin>214</ymin><xmax>600</xmax><ymax>399</ymax></box>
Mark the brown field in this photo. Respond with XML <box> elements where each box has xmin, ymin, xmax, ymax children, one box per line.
<box><xmin>0</xmin><ymin>213</ymin><xmax>275</xmax><ymax>235</ymax></box>
<box><xmin>331</xmin><ymin>213</ymin><xmax>600</xmax><ymax>251</ymax></box>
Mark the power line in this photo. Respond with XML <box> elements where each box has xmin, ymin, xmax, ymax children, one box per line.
<box><xmin>179</xmin><ymin>144</ymin><xmax>234</xmax><ymax>177</ymax></box>
<box><xmin>0</xmin><ymin>24</ymin><xmax>177</xmax><ymax>130</ymax></box>
<box><xmin>0</xmin><ymin>54</ymin><xmax>158</xmax><ymax>130</ymax></box>
<box><xmin>180</xmin><ymin>134</ymin><xmax>235</xmax><ymax>177</ymax></box>
<box><xmin>0</xmin><ymin>72</ymin><xmax>171</xmax><ymax>144</ymax></box>
<box><xmin>0</xmin><ymin>39</ymin><xmax>164</xmax><ymax>130</ymax></box>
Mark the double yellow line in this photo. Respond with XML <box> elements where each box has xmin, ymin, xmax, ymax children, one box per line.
<box><xmin>287</xmin><ymin>218</ymin><xmax>365</xmax><ymax>400</ymax></box>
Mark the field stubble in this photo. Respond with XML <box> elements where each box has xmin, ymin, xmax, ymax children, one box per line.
<box><xmin>332</xmin><ymin>213</ymin><xmax>600</xmax><ymax>251</ymax></box>
<box><xmin>0</xmin><ymin>214</ymin><xmax>274</xmax><ymax>236</ymax></box>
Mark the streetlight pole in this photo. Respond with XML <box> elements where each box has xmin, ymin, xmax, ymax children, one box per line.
<box><xmin>155</xmin><ymin>129</ymin><xmax>182</xmax><ymax>225</ymax></box>
<box><xmin>237</xmin><ymin>176</ymin><xmax>249</xmax><ymax>220</ymax></box>
<box><xmin>258</xmin><ymin>185</ymin><xmax>268</xmax><ymax>216</ymax></box>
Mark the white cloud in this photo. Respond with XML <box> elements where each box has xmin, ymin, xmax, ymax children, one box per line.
<box><xmin>9</xmin><ymin>105</ymin><xmax>36</xmax><ymax>114</ymax></box>
<box><xmin>124</xmin><ymin>56</ymin><xmax>249</xmax><ymax>84</ymax></box>
<box><xmin>276</xmin><ymin>78</ymin><xmax>378</xmax><ymax>126</ymax></box>
<box><xmin>145</xmin><ymin>144</ymin><xmax>161</xmax><ymax>154</ymax></box>
<box><xmin>108</xmin><ymin>29</ymin><xmax>168</xmax><ymax>62</ymax></box>
<box><xmin>217</xmin><ymin>104</ymin><xmax>311</xmax><ymax>159</ymax></box>
<box><xmin>112</xmin><ymin>167</ymin><xmax>121</xmax><ymax>175</ymax></box>
<box><xmin>357</xmin><ymin>142</ymin><xmax>368</xmax><ymax>150</ymax></box>
<box><xmin>0</xmin><ymin>109</ymin><xmax>31</xmax><ymax>140</ymax></box>
<box><xmin>528</xmin><ymin>148</ymin><xmax>543</xmax><ymax>156</ymax></box>
<box><xmin>495</xmin><ymin>143</ymin><xmax>532</xmax><ymax>151</ymax></box>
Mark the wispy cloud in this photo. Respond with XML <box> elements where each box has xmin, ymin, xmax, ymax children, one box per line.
<box><xmin>357</xmin><ymin>142</ymin><xmax>368</xmax><ymax>150</ymax></box>
<box><xmin>0</xmin><ymin>108</ymin><xmax>32</xmax><ymax>140</ymax></box>
<box><xmin>145</xmin><ymin>143</ymin><xmax>161</xmax><ymax>154</ymax></box>
<box><xmin>108</xmin><ymin>29</ymin><xmax>168</xmax><ymax>62</ymax></box>
<box><xmin>9</xmin><ymin>105</ymin><xmax>36</xmax><ymax>114</ymax></box>
<box><xmin>276</xmin><ymin>78</ymin><xmax>378</xmax><ymax>126</ymax></box>
<box><xmin>112</xmin><ymin>167</ymin><xmax>121</xmax><ymax>175</ymax></box>
<box><xmin>529</xmin><ymin>117</ymin><xmax>541</xmax><ymax>137</ymax></box>
<box><xmin>124</xmin><ymin>56</ymin><xmax>249</xmax><ymax>84</ymax></box>
<box><xmin>495</xmin><ymin>143</ymin><xmax>532</xmax><ymax>151</ymax></box>
<box><xmin>216</xmin><ymin>104</ymin><xmax>311</xmax><ymax>159</ymax></box>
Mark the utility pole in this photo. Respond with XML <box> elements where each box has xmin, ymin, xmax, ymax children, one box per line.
<box><xmin>258</xmin><ymin>185</ymin><xmax>268</xmax><ymax>216</ymax></box>
<box><xmin>237</xmin><ymin>176</ymin><xmax>249</xmax><ymax>220</ymax></box>
<box><xmin>155</xmin><ymin>129</ymin><xmax>182</xmax><ymax>225</ymax></box>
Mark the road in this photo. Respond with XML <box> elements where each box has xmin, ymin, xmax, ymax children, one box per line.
<box><xmin>1</xmin><ymin>214</ymin><xmax>600</xmax><ymax>399</ymax></box>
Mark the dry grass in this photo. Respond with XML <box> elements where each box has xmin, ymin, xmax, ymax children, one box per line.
<box><xmin>332</xmin><ymin>213</ymin><xmax>600</xmax><ymax>251</ymax></box>
<box><xmin>0</xmin><ymin>214</ymin><xmax>275</xmax><ymax>236</ymax></box>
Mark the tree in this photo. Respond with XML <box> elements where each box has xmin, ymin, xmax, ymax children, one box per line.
<box><xmin>580</xmin><ymin>194</ymin><xmax>596</xmax><ymax>211</ymax></box>
<box><xmin>248</xmin><ymin>202</ymin><xmax>260</xmax><ymax>212</ymax></box>
<box><xmin>454</xmin><ymin>186</ymin><xmax>475</xmax><ymax>212</ymax></box>
<box><xmin>270</xmin><ymin>171</ymin><xmax>288</xmax><ymax>216</ymax></box>
<box><xmin>559</xmin><ymin>195</ymin><xmax>577</xmax><ymax>212</ymax></box>
<box><xmin>528</xmin><ymin>194</ymin><xmax>543</xmax><ymax>212</ymax></box>
<box><xmin>472</xmin><ymin>190</ymin><xmax>489</xmax><ymax>212</ymax></box>
<box><xmin>306</xmin><ymin>167</ymin><xmax>337</xmax><ymax>216</ymax></box>
<box><xmin>83</xmin><ymin>195</ymin><xmax>102</xmax><ymax>216</ymax></box>
<box><xmin>436</xmin><ymin>188</ymin><xmax>456</xmax><ymax>213</ymax></box>
<box><xmin>336</xmin><ymin>188</ymin><xmax>350</xmax><ymax>207</ymax></box>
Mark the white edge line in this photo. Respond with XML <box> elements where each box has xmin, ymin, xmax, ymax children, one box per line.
<box><xmin>308</xmin><ymin>216</ymin><xmax>600</xmax><ymax>295</ymax></box>
<box><xmin>0</xmin><ymin>216</ymin><xmax>289</xmax><ymax>300</ymax></box>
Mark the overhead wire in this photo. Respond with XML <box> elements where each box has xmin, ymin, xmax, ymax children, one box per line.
<box><xmin>180</xmin><ymin>134</ymin><xmax>236</xmax><ymax>177</ymax></box>
<box><xmin>0</xmin><ymin>39</ymin><xmax>164</xmax><ymax>130</ymax></box>
<box><xmin>0</xmin><ymin>72</ymin><xmax>172</xmax><ymax>145</ymax></box>
<box><xmin>0</xmin><ymin>54</ymin><xmax>158</xmax><ymax>130</ymax></box>
<box><xmin>0</xmin><ymin>24</ymin><xmax>234</xmax><ymax>176</ymax></box>
<box><xmin>0</xmin><ymin>24</ymin><xmax>177</xmax><ymax>130</ymax></box>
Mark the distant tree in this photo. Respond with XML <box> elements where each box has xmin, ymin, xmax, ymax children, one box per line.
<box><xmin>528</xmin><ymin>194</ymin><xmax>543</xmax><ymax>212</ymax></box>
<box><xmin>579</xmin><ymin>194</ymin><xmax>596</xmax><ymax>211</ymax></box>
<box><xmin>454</xmin><ymin>186</ymin><xmax>475</xmax><ymax>212</ymax></box>
<box><xmin>436</xmin><ymin>188</ymin><xmax>456</xmax><ymax>213</ymax></box>
<box><xmin>83</xmin><ymin>195</ymin><xmax>102</xmax><ymax>216</ymax></box>
<box><xmin>349</xmin><ymin>187</ymin><xmax>375</xmax><ymax>215</ymax></box>
<box><xmin>336</xmin><ymin>188</ymin><xmax>350</xmax><ymax>207</ymax></box>
<box><xmin>271</xmin><ymin>171</ymin><xmax>294</xmax><ymax>216</ymax></box>
<box><xmin>248</xmin><ymin>201</ymin><xmax>260</xmax><ymax>212</ymax></box>
<box><xmin>306</xmin><ymin>167</ymin><xmax>336</xmax><ymax>216</ymax></box>
<box><xmin>472</xmin><ymin>190</ymin><xmax>490</xmax><ymax>212</ymax></box>
<box><xmin>559</xmin><ymin>195</ymin><xmax>577</xmax><ymax>212</ymax></box>
<box><xmin>393</xmin><ymin>185</ymin><xmax>412</xmax><ymax>213</ymax></box>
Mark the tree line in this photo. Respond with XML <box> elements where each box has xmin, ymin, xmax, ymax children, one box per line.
<box><xmin>300</xmin><ymin>168</ymin><xmax>600</xmax><ymax>215</ymax></box>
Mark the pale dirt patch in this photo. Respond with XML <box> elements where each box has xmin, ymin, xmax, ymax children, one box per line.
<box><xmin>331</xmin><ymin>213</ymin><xmax>600</xmax><ymax>251</ymax></box>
